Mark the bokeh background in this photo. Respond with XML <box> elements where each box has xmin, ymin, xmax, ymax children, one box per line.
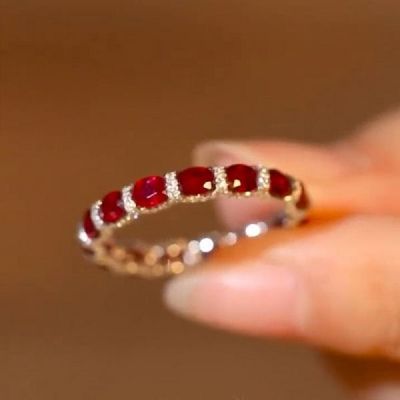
<box><xmin>2</xmin><ymin>1</ymin><xmax>400</xmax><ymax>399</ymax></box>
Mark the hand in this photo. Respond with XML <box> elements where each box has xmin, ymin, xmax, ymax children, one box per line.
<box><xmin>163</xmin><ymin>109</ymin><xmax>400</xmax><ymax>399</ymax></box>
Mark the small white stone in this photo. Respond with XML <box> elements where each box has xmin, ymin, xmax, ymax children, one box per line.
<box><xmin>199</xmin><ymin>237</ymin><xmax>215</xmax><ymax>253</ymax></box>
<box><xmin>257</xmin><ymin>166</ymin><xmax>270</xmax><ymax>191</ymax></box>
<box><xmin>165</xmin><ymin>171</ymin><xmax>181</xmax><ymax>201</ymax></box>
<box><xmin>244</xmin><ymin>222</ymin><xmax>267</xmax><ymax>237</ymax></box>
<box><xmin>122</xmin><ymin>184</ymin><xmax>138</xmax><ymax>215</ymax></box>
<box><xmin>212</xmin><ymin>166</ymin><xmax>228</xmax><ymax>194</ymax></box>
<box><xmin>77</xmin><ymin>224</ymin><xmax>92</xmax><ymax>246</ymax></box>
<box><xmin>90</xmin><ymin>200</ymin><xmax>104</xmax><ymax>230</ymax></box>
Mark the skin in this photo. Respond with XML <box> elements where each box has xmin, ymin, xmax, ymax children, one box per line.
<box><xmin>163</xmin><ymin>109</ymin><xmax>400</xmax><ymax>399</ymax></box>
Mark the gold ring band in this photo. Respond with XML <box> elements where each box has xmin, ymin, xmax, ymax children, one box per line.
<box><xmin>77</xmin><ymin>164</ymin><xmax>310</xmax><ymax>278</ymax></box>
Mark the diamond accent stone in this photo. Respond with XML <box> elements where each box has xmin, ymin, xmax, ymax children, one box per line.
<box><xmin>78</xmin><ymin>223</ymin><xmax>92</xmax><ymax>246</ymax></box>
<box><xmin>212</xmin><ymin>166</ymin><xmax>228</xmax><ymax>194</ymax></box>
<box><xmin>244</xmin><ymin>221</ymin><xmax>268</xmax><ymax>237</ymax></box>
<box><xmin>122</xmin><ymin>184</ymin><xmax>138</xmax><ymax>215</ymax></box>
<box><xmin>90</xmin><ymin>200</ymin><xmax>104</xmax><ymax>230</ymax></box>
<box><xmin>257</xmin><ymin>166</ymin><xmax>270</xmax><ymax>191</ymax></box>
<box><xmin>165</xmin><ymin>171</ymin><xmax>181</xmax><ymax>201</ymax></box>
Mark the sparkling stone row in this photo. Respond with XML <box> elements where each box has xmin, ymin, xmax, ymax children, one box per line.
<box><xmin>79</xmin><ymin>164</ymin><xmax>309</xmax><ymax>245</ymax></box>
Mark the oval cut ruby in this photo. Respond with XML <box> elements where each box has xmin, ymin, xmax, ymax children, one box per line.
<box><xmin>177</xmin><ymin>167</ymin><xmax>215</xmax><ymax>196</ymax></box>
<box><xmin>132</xmin><ymin>176</ymin><xmax>168</xmax><ymax>208</ymax></box>
<box><xmin>226</xmin><ymin>164</ymin><xmax>257</xmax><ymax>193</ymax></box>
<box><xmin>83</xmin><ymin>209</ymin><xmax>99</xmax><ymax>239</ymax></box>
<box><xmin>100</xmin><ymin>191</ymin><xmax>126</xmax><ymax>223</ymax></box>
<box><xmin>296</xmin><ymin>183</ymin><xmax>310</xmax><ymax>210</ymax></box>
<box><xmin>269</xmin><ymin>169</ymin><xmax>292</xmax><ymax>198</ymax></box>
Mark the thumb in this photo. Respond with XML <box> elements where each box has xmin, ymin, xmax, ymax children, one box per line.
<box><xmin>164</xmin><ymin>215</ymin><xmax>400</xmax><ymax>360</ymax></box>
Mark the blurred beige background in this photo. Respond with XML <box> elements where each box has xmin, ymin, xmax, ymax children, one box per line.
<box><xmin>2</xmin><ymin>1</ymin><xmax>400</xmax><ymax>399</ymax></box>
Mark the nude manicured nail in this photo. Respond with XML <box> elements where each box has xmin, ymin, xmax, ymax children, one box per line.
<box><xmin>194</xmin><ymin>141</ymin><xmax>262</xmax><ymax>166</ymax></box>
<box><xmin>163</xmin><ymin>264</ymin><xmax>307</xmax><ymax>335</ymax></box>
<box><xmin>194</xmin><ymin>140</ymin><xmax>358</xmax><ymax>182</ymax></box>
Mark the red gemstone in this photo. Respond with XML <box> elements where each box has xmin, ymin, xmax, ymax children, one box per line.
<box><xmin>269</xmin><ymin>169</ymin><xmax>292</xmax><ymax>198</ymax></box>
<box><xmin>132</xmin><ymin>175</ymin><xmax>168</xmax><ymax>208</ymax></box>
<box><xmin>100</xmin><ymin>191</ymin><xmax>126</xmax><ymax>223</ymax></box>
<box><xmin>83</xmin><ymin>209</ymin><xmax>99</xmax><ymax>239</ymax></box>
<box><xmin>296</xmin><ymin>183</ymin><xmax>310</xmax><ymax>210</ymax></box>
<box><xmin>177</xmin><ymin>167</ymin><xmax>215</xmax><ymax>196</ymax></box>
<box><xmin>226</xmin><ymin>164</ymin><xmax>257</xmax><ymax>193</ymax></box>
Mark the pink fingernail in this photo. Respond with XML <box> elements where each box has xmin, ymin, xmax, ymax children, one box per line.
<box><xmin>193</xmin><ymin>141</ymin><xmax>263</xmax><ymax>166</ymax></box>
<box><xmin>163</xmin><ymin>263</ymin><xmax>306</xmax><ymax>336</ymax></box>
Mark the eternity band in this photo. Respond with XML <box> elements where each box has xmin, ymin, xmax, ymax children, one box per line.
<box><xmin>77</xmin><ymin>164</ymin><xmax>310</xmax><ymax>278</ymax></box>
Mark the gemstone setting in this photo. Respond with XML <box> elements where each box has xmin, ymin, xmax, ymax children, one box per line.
<box><xmin>177</xmin><ymin>167</ymin><xmax>215</xmax><ymax>196</ymax></box>
<box><xmin>83</xmin><ymin>209</ymin><xmax>99</xmax><ymax>239</ymax></box>
<box><xmin>132</xmin><ymin>176</ymin><xmax>168</xmax><ymax>208</ymax></box>
<box><xmin>226</xmin><ymin>164</ymin><xmax>257</xmax><ymax>193</ymax></box>
<box><xmin>77</xmin><ymin>164</ymin><xmax>309</xmax><ymax>279</ymax></box>
<box><xmin>100</xmin><ymin>191</ymin><xmax>126</xmax><ymax>223</ymax></box>
<box><xmin>268</xmin><ymin>169</ymin><xmax>293</xmax><ymax>198</ymax></box>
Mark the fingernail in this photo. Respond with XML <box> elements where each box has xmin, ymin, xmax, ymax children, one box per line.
<box><xmin>163</xmin><ymin>273</ymin><xmax>200</xmax><ymax>317</ymax></box>
<box><xmin>193</xmin><ymin>141</ymin><xmax>262</xmax><ymax>166</ymax></box>
<box><xmin>163</xmin><ymin>263</ymin><xmax>306</xmax><ymax>335</ymax></box>
<box><xmin>194</xmin><ymin>140</ymin><xmax>359</xmax><ymax>182</ymax></box>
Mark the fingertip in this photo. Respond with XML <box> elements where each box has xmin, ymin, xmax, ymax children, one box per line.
<box><xmin>164</xmin><ymin>216</ymin><xmax>400</xmax><ymax>359</ymax></box>
<box><xmin>163</xmin><ymin>273</ymin><xmax>200</xmax><ymax>318</ymax></box>
<box><xmin>163</xmin><ymin>264</ymin><xmax>304</xmax><ymax>337</ymax></box>
<box><xmin>192</xmin><ymin>139</ymin><xmax>360</xmax><ymax>229</ymax></box>
<box><xmin>193</xmin><ymin>139</ymin><xmax>354</xmax><ymax>180</ymax></box>
<box><xmin>193</xmin><ymin>141</ymin><xmax>263</xmax><ymax>166</ymax></box>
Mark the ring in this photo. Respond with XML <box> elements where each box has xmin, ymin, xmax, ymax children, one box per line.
<box><xmin>77</xmin><ymin>164</ymin><xmax>310</xmax><ymax>278</ymax></box>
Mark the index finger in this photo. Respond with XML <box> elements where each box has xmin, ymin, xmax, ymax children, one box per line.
<box><xmin>193</xmin><ymin>113</ymin><xmax>400</xmax><ymax>229</ymax></box>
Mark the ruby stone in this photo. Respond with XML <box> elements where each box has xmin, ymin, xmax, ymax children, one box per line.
<box><xmin>296</xmin><ymin>183</ymin><xmax>310</xmax><ymax>210</ymax></box>
<box><xmin>269</xmin><ymin>169</ymin><xmax>292</xmax><ymax>198</ymax></box>
<box><xmin>132</xmin><ymin>175</ymin><xmax>168</xmax><ymax>208</ymax></box>
<box><xmin>226</xmin><ymin>164</ymin><xmax>257</xmax><ymax>193</ymax></box>
<box><xmin>177</xmin><ymin>167</ymin><xmax>215</xmax><ymax>196</ymax></box>
<box><xmin>83</xmin><ymin>209</ymin><xmax>99</xmax><ymax>239</ymax></box>
<box><xmin>100</xmin><ymin>190</ymin><xmax>126</xmax><ymax>223</ymax></box>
